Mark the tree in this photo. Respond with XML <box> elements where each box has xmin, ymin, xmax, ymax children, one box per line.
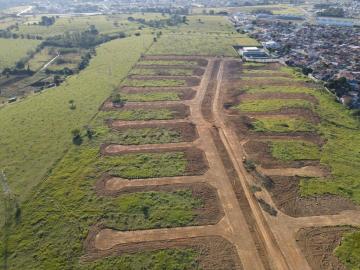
<box><xmin>71</xmin><ymin>129</ymin><xmax>82</xmax><ymax>145</ymax></box>
<box><xmin>69</xmin><ymin>100</ymin><xmax>76</xmax><ymax>110</ymax></box>
<box><xmin>112</xmin><ymin>94</ymin><xmax>125</xmax><ymax>107</ymax></box>
<box><xmin>85</xmin><ymin>126</ymin><xmax>95</xmax><ymax>140</ymax></box>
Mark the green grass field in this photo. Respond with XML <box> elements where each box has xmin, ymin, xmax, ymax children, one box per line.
<box><xmin>0</xmin><ymin>35</ymin><xmax>153</xmax><ymax>224</ymax></box>
<box><xmin>95</xmin><ymin>126</ymin><xmax>181</xmax><ymax>145</ymax></box>
<box><xmin>0</xmin><ymin>38</ymin><xmax>40</xmax><ymax>70</ymax></box>
<box><xmin>251</xmin><ymin>118</ymin><xmax>316</xmax><ymax>133</ymax></box>
<box><xmin>235</xmin><ymin>99</ymin><xmax>313</xmax><ymax>112</ymax></box>
<box><xmin>148</xmin><ymin>33</ymin><xmax>239</xmax><ymax>56</ymax></box>
<box><xmin>270</xmin><ymin>141</ymin><xmax>321</xmax><ymax>161</ymax></box>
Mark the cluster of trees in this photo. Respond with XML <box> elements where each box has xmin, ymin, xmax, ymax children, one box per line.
<box><xmin>43</xmin><ymin>25</ymin><xmax>125</xmax><ymax>49</ymax></box>
<box><xmin>128</xmin><ymin>14</ymin><xmax>187</xmax><ymax>29</ymax></box>
<box><xmin>251</xmin><ymin>9</ymin><xmax>273</xmax><ymax>15</ymax></box>
<box><xmin>317</xmin><ymin>7</ymin><xmax>345</xmax><ymax>18</ymax></box>
<box><xmin>39</xmin><ymin>16</ymin><xmax>56</xmax><ymax>26</ymax></box>
<box><xmin>0</xmin><ymin>29</ymin><xmax>43</xmax><ymax>40</ymax></box>
<box><xmin>325</xmin><ymin>77</ymin><xmax>352</xmax><ymax>97</ymax></box>
<box><xmin>125</xmin><ymin>7</ymin><xmax>189</xmax><ymax>15</ymax></box>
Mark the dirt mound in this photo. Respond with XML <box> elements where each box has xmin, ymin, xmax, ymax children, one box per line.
<box><xmin>296</xmin><ymin>226</ymin><xmax>357</xmax><ymax>270</ymax></box>
<box><xmin>83</xmin><ymin>233</ymin><xmax>243</xmax><ymax>270</ymax></box>
<box><xmin>95</xmin><ymin>181</ymin><xmax>224</xmax><ymax>225</ymax></box>
<box><xmin>243</xmin><ymin>140</ymin><xmax>321</xmax><ymax>169</ymax></box>
<box><xmin>201</xmin><ymin>60</ymin><xmax>221</xmax><ymax>122</ymax></box>
<box><xmin>261</xmin><ymin>175</ymin><xmax>359</xmax><ymax>217</ymax></box>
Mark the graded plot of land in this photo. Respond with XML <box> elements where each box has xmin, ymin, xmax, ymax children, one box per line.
<box><xmin>250</xmin><ymin>117</ymin><xmax>317</xmax><ymax>133</ymax></box>
<box><xmin>147</xmin><ymin>34</ymin><xmax>239</xmax><ymax>57</ymax></box>
<box><xmin>123</xmin><ymin>78</ymin><xmax>187</xmax><ymax>87</ymax></box>
<box><xmin>258</xmin><ymin>175</ymin><xmax>358</xmax><ymax>217</ymax></box>
<box><xmin>224</xmin><ymin>60</ymin><xmax>360</xmax><ymax>213</ymax></box>
<box><xmin>0</xmin><ymin>38</ymin><xmax>40</xmax><ymax>70</ymax></box>
<box><xmin>100</xmin><ymin>104</ymin><xmax>190</xmax><ymax>121</ymax></box>
<box><xmin>270</xmin><ymin>141</ymin><xmax>321</xmax><ymax>162</ymax></box>
<box><xmin>96</xmin><ymin>122</ymin><xmax>198</xmax><ymax>145</ymax></box>
<box><xmin>96</xmin><ymin>183</ymin><xmax>223</xmax><ymax>226</ymax></box>
<box><xmin>129</xmin><ymin>67</ymin><xmax>198</xmax><ymax>76</ymax></box>
<box><xmin>233</xmin><ymin>99</ymin><xmax>313</xmax><ymax>113</ymax></box>
<box><xmin>137</xmin><ymin>59</ymin><xmax>200</xmax><ymax>66</ymax></box>
<box><xmin>119</xmin><ymin>87</ymin><xmax>196</xmax><ymax>101</ymax></box>
<box><xmin>96</xmin><ymin>148</ymin><xmax>207</xmax><ymax>179</ymax></box>
<box><xmin>243</xmin><ymin>140</ymin><xmax>321</xmax><ymax>169</ymax></box>
<box><xmin>122</xmin><ymin>91</ymin><xmax>181</xmax><ymax>102</ymax></box>
<box><xmin>83</xmin><ymin>236</ymin><xmax>242</xmax><ymax>270</ymax></box>
<box><xmin>296</xmin><ymin>226</ymin><xmax>359</xmax><ymax>270</ymax></box>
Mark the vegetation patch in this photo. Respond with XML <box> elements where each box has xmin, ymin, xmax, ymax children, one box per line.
<box><xmin>103</xmin><ymin>189</ymin><xmax>202</xmax><ymax>230</ymax></box>
<box><xmin>270</xmin><ymin>141</ymin><xmax>321</xmax><ymax>162</ymax></box>
<box><xmin>130</xmin><ymin>68</ymin><xmax>193</xmax><ymax>76</ymax></box>
<box><xmin>123</xmin><ymin>78</ymin><xmax>186</xmax><ymax>87</ymax></box>
<box><xmin>234</xmin><ymin>99</ymin><xmax>313</xmax><ymax>112</ymax></box>
<box><xmin>99</xmin><ymin>108</ymin><xmax>175</xmax><ymax>121</ymax></box>
<box><xmin>81</xmin><ymin>249</ymin><xmax>199</xmax><ymax>270</ymax></box>
<box><xmin>122</xmin><ymin>92</ymin><xmax>180</xmax><ymax>102</ymax></box>
<box><xmin>0</xmin><ymin>38</ymin><xmax>40</xmax><ymax>70</ymax></box>
<box><xmin>95</xmin><ymin>126</ymin><xmax>182</xmax><ymax>145</ymax></box>
<box><xmin>251</xmin><ymin>118</ymin><xmax>316</xmax><ymax>133</ymax></box>
<box><xmin>96</xmin><ymin>152</ymin><xmax>187</xmax><ymax>179</ymax></box>
<box><xmin>335</xmin><ymin>230</ymin><xmax>360</xmax><ymax>269</ymax></box>
<box><xmin>148</xmin><ymin>33</ymin><xmax>239</xmax><ymax>57</ymax></box>
<box><xmin>138</xmin><ymin>60</ymin><xmax>198</xmax><ymax>66</ymax></box>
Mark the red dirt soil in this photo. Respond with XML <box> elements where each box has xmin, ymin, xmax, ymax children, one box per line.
<box><xmin>296</xmin><ymin>226</ymin><xmax>357</xmax><ymax>270</ymax></box>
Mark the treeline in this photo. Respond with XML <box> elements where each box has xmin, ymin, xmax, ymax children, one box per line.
<box><xmin>43</xmin><ymin>26</ymin><xmax>126</xmax><ymax>49</ymax></box>
<box><xmin>128</xmin><ymin>14</ymin><xmax>187</xmax><ymax>28</ymax></box>
<box><xmin>317</xmin><ymin>7</ymin><xmax>345</xmax><ymax>18</ymax></box>
<box><xmin>0</xmin><ymin>29</ymin><xmax>43</xmax><ymax>40</ymax></box>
